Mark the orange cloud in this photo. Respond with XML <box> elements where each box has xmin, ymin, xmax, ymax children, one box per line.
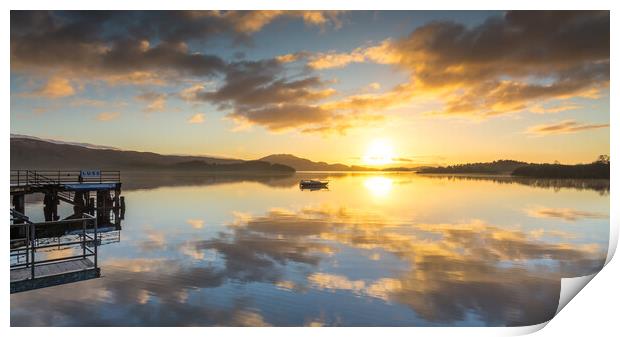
<box><xmin>10</xmin><ymin>11</ymin><xmax>609</xmax><ymax>135</ymax></box>
<box><xmin>96</xmin><ymin>111</ymin><xmax>120</xmax><ymax>121</ymax></box>
<box><xmin>525</xmin><ymin>206</ymin><xmax>607</xmax><ymax>221</ymax></box>
<box><xmin>205</xmin><ymin>10</ymin><xmax>343</xmax><ymax>34</ymax></box>
<box><xmin>135</xmin><ymin>92</ymin><xmax>167</xmax><ymax>113</ymax></box>
<box><xmin>33</xmin><ymin>76</ymin><xmax>76</xmax><ymax>98</ymax></box>
<box><xmin>367</xmin><ymin>82</ymin><xmax>381</xmax><ymax>90</ymax></box>
<box><xmin>288</xmin><ymin>11</ymin><xmax>609</xmax><ymax>119</ymax></box>
<box><xmin>526</xmin><ymin>120</ymin><xmax>609</xmax><ymax>136</ymax></box>
<box><xmin>307</xmin><ymin>48</ymin><xmax>367</xmax><ymax>69</ymax></box>
<box><xmin>179</xmin><ymin>58</ymin><xmax>384</xmax><ymax>134</ymax></box>
<box><xmin>529</xmin><ymin>103</ymin><xmax>582</xmax><ymax>114</ymax></box>
<box><xmin>103</xmin><ymin>71</ymin><xmax>167</xmax><ymax>86</ymax></box>
<box><xmin>186</xmin><ymin>218</ymin><xmax>205</xmax><ymax>228</ymax></box>
<box><xmin>187</xmin><ymin>113</ymin><xmax>205</xmax><ymax>124</ymax></box>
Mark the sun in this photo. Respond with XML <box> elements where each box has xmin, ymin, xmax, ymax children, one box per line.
<box><xmin>363</xmin><ymin>139</ymin><xmax>395</xmax><ymax>166</ymax></box>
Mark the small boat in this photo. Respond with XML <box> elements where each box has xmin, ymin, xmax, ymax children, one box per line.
<box><xmin>299</xmin><ymin>179</ymin><xmax>329</xmax><ymax>190</ymax></box>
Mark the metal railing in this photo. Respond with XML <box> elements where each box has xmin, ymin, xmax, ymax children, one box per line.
<box><xmin>10</xmin><ymin>210</ymin><xmax>98</xmax><ymax>280</ymax></box>
<box><xmin>11</xmin><ymin>170</ymin><xmax>121</xmax><ymax>186</ymax></box>
<box><xmin>20</xmin><ymin>171</ymin><xmax>76</xmax><ymax>202</ymax></box>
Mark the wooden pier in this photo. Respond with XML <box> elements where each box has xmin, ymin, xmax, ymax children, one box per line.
<box><xmin>10</xmin><ymin>170</ymin><xmax>124</xmax><ymax>293</ymax></box>
<box><xmin>11</xmin><ymin>170</ymin><xmax>123</xmax><ymax>220</ymax></box>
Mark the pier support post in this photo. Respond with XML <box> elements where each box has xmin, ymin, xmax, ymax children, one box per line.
<box><xmin>73</xmin><ymin>191</ymin><xmax>87</xmax><ymax>216</ymax></box>
<box><xmin>89</xmin><ymin>197</ymin><xmax>95</xmax><ymax>215</ymax></box>
<box><xmin>73</xmin><ymin>191</ymin><xmax>86</xmax><ymax>208</ymax></box>
<box><xmin>12</xmin><ymin>194</ymin><xmax>25</xmax><ymax>223</ymax></box>
<box><xmin>113</xmin><ymin>188</ymin><xmax>120</xmax><ymax>209</ymax></box>
<box><xmin>43</xmin><ymin>192</ymin><xmax>59</xmax><ymax>222</ymax></box>
<box><xmin>120</xmin><ymin>196</ymin><xmax>126</xmax><ymax>220</ymax></box>
<box><xmin>96</xmin><ymin>190</ymin><xmax>113</xmax><ymax>226</ymax></box>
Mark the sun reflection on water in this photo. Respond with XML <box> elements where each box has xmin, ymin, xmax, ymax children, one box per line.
<box><xmin>364</xmin><ymin>176</ymin><xmax>393</xmax><ymax>198</ymax></box>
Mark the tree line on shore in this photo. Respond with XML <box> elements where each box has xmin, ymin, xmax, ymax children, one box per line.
<box><xmin>417</xmin><ymin>156</ymin><xmax>610</xmax><ymax>179</ymax></box>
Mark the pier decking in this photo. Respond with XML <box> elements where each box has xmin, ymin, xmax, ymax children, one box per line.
<box><xmin>10</xmin><ymin>170</ymin><xmax>124</xmax><ymax>293</ymax></box>
<box><xmin>11</xmin><ymin>258</ymin><xmax>96</xmax><ymax>282</ymax></box>
<box><xmin>10</xmin><ymin>211</ymin><xmax>101</xmax><ymax>293</ymax></box>
<box><xmin>11</xmin><ymin>259</ymin><xmax>99</xmax><ymax>293</ymax></box>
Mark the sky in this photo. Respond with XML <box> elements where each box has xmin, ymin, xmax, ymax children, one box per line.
<box><xmin>10</xmin><ymin>10</ymin><xmax>610</xmax><ymax>166</ymax></box>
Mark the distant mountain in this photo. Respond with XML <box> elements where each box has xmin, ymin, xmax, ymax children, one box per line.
<box><xmin>172</xmin><ymin>159</ymin><xmax>294</xmax><ymax>172</ymax></box>
<box><xmin>259</xmin><ymin>154</ymin><xmax>373</xmax><ymax>171</ymax></box>
<box><xmin>11</xmin><ymin>133</ymin><xmax>121</xmax><ymax>151</ymax></box>
<box><xmin>11</xmin><ymin>138</ymin><xmax>292</xmax><ymax>173</ymax></box>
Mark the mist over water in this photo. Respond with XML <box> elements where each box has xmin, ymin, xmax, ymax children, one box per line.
<box><xmin>10</xmin><ymin>172</ymin><xmax>609</xmax><ymax>326</ymax></box>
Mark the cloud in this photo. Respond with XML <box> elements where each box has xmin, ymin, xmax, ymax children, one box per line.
<box><xmin>209</xmin><ymin>10</ymin><xmax>343</xmax><ymax>34</ymax></box>
<box><xmin>186</xmin><ymin>218</ymin><xmax>205</xmax><ymax>229</ymax></box>
<box><xmin>228</xmin><ymin>104</ymin><xmax>331</xmax><ymax>132</ymax></box>
<box><xmin>103</xmin><ymin>71</ymin><xmax>168</xmax><ymax>86</ymax></box>
<box><xmin>32</xmin><ymin>76</ymin><xmax>76</xmax><ymax>98</ymax></box>
<box><xmin>179</xmin><ymin>58</ymin><xmax>381</xmax><ymax>134</ymax></box>
<box><xmin>227</xmin><ymin>310</ymin><xmax>272</xmax><ymax>327</ymax></box>
<box><xmin>525</xmin><ymin>206</ymin><xmax>607</xmax><ymax>221</ymax></box>
<box><xmin>10</xmin><ymin>11</ymin><xmax>344</xmax><ymax>82</ymax></box>
<box><xmin>308</xmin><ymin>48</ymin><xmax>367</xmax><ymax>69</ymax></box>
<box><xmin>10</xmin><ymin>11</ymin><xmax>367</xmax><ymax>134</ymax></box>
<box><xmin>526</xmin><ymin>119</ymin><xmax>609</xmax><ymax>135</ymax></box>
<box><xmin>139</xmin><ymin>229</ymin><xmax>167</xmax><ymax>252</ymax></box>
<box><xmin>8</xmin><ymin>11</ymin><xmax>376</xmax><ymax>134</ymax></box>
<box><xmin>191</xmin><ymin>60</ymin><xmax>336</xmax><ymax>108</ymax></box>
<box><xmin>135</xmin><ymin>92</ymin><xmax>167</xmax><ymax>112</ymax></box>
<box><xmin>70</xmin><ymin>98</ymin><xmax>107</xmax><ymax>107</ymax></box>
<box><xmin>367</xmin><ymin>82</ymin><xmax>381</xmax><ymax>90</ymax></box>
<box><xmin>289</xmin><ymin>11</ymin><xmax>609</xmax><ymax>118</ymax></box>
<box><xmin>308</xmin><ymin>273</ymin><xmax>402</xmax><ymax>302</ymax></box>
<box><xmin>308</xmin><ymin>273</ymin><xmax>366</xmax><ymax>293</ymax></box>
<box><xmin>529</xmin><ymin>103</ymin><xmax>582</xmax><ymax>114</ymax></box>
<box><xmin>187</xmin><ymin>113</ymin><xmax>205</xmax><ymax>124</ymax></box>
<box><xmin>11</xmin><ymin>11</ymin><xmax>609</xmax><ymax>135</ymax></box>
<box><xmin>11</xmin><ymin>12</ymin><xmax>227</xmax><ymax>86</ymax></box>
<box><xmin>96</xmin><ymin>111</ymin><xmax>120</xmax><ymax>121</ymax></box>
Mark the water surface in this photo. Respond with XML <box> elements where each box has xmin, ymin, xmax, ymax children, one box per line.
<box><xmin>10</xmin><ymin>172</ymin><xmax>609</xmax><ymax>326</ymax></box>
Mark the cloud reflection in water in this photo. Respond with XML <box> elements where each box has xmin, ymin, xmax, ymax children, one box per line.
<box><xmin>11</xmin><ymin>174</ymin><xmax>608</xmax><ymax>327</ymax></box>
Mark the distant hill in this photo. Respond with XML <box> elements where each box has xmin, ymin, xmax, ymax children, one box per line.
<box><xmin>11</xmin><ymin>138</ymin><xmax>293</xmax><ymax>173</ymax></box>
<box><xmin>259</xmin><ymin>154</ymin><xmax>372</xmax><ymax>171</ymax></box>
<box><xmin>172</xmin><ymin>159</ymin><xmax>294</xmax><ymax>172</ymax></box>
<box><xmin>417</xmin><ymin>160</ymin><xmax>528</xmax><ymax>174</ymax></box>
<box><xmin>11</xmin><ymin>133</ymin><xmax>121</xmax><ymax>150</ymax></box>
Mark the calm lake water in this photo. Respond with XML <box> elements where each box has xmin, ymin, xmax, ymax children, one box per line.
<box><xmin>10</xmin><ymin>172</ymin><xmax>609</xmax><ymax>326</ymax></box>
